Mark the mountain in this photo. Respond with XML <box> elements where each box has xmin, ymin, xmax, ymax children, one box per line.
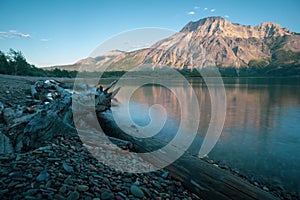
<box><xmin>45</xmin><ymin>50</ymin><xmax>125</xmax><ymax>72</ymax></box>
<box><xmin>48</xmin><ymin>17</ymin><xmax>300</xmax><ymax>73</ymax></box>
<box><xmin>139</xmin><ymin>17</ymin><xmax>300</xmax><ymax>69</ymax></box>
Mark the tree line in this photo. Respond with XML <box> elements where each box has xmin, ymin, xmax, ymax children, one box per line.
<box><xmin>0</xmin><ymin>49</ymin><xmax>78</xmax><ymax>77</ymax></box>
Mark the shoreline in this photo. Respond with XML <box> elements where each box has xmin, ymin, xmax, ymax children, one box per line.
<box><xmin>0</xmin><ymin>74</ymin><xmax>299</xmax><ymax>199</ymax></box>
<box><xmin>0</xmin><ymin>132</ymin><xmax>199</xmax><ymax>199</ymax></box>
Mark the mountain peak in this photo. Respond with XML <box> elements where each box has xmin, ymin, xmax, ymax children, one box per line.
<box><xmin>180</xmin><ymin>17</ymin><xmax>294</xmax><ymax>39</ymax></box>
<box><xmin>180</xmin><ymin>16</ymin><xmax>227</xmax><ymax>32</ymax></box>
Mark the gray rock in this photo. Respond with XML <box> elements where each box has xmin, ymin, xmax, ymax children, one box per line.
<box><xmin>55</xmin><ymin>194</ymin><xmax>66</xmax><ymax>200</ymax></box>
<box><xmin>23</xmin><ymin>189</ymin><xmax>39</xmax><ymax>196</ymax></box>
<box><xmin>63</xmin><ymin>162</ymin><xmax>74</xmax><ymax>174</ymax></box>
<box><xmin>101</xmin><ymin>191</ymin><xmax>114</xmax><ymax>200</ymax></box>
<box><xmin>8</xmin><ymin>171</ymin><xmax>22</xmax><ymax>178</ymax></box>
<box><xmin>161</xmin><ymin>171</ymin><xmax>169</xmax><ymax>179</ymax></box>
<box><xmin>263</xmin><ymin>186</ymin><xmax>269</xmax><ymax>192</ymax></box>
<box><xmin>0</xmin><ymin>189</ymin><xmax>9</xmax><ymax>194</ymax></box>
<box><xmin>0</xmin><ymin>131</ymin><xmax>14</xmax><ymax>154</ymax></box>
<box><xmin>59</xmin><ymin>185</ymin><xmax>66</xmax><ymax>193</ymax></box>
<box><xmin>130</xmin><ymin>185</ymin><xmax>145</xmax><ymax>198</ymax></box>
<box><xmin>36</xmin><ymin>170</ymin><xmax>50</xmax><ymax>182</ymax></box>
<box><xmin>64</xmin><ymin>176</ymin><xmax>73</xmax><ymax>184</ymax></box>
<box><xmin>0</xmin><ymin>102</ymin><xmax>4</xmax><ymax>115</ymax></box>
<box><xmin>67</xmin><ymin>191</ymin><xmax>79</xmax><ymax>200</ymax></box>
<box><xmin>3</xmin><ymin>107</ymin><xmax>15</xmax><ymax>125</ymax></box>
<box><xmin>77</xmin><ymin>185</ymin><xmax>89</xmax><ymax>192</ymax></box>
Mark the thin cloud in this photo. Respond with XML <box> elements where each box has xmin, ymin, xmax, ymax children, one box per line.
<box><xmin>0</xmin><ymin>32</ymin><xmax>7</xmax><ymax>39</ymax></box>
<box><xmin>187</xmin><ymin>11</ymin><xmax>196</xmax><ymax>15</ymax></box>
<box><xmin>210</xmin><ymin>9</ymin><xmax>216</xmax><ymax>12</ymax></box>
<box><xmin>0</xmin><ymin>30</ymin><xmax>31</xmax><ymax>39</ymax></box>
<box><xmin>224</xmin><ymin>15</ymin><xmax>230</xmax><ymax>18</ymax></box>
<box><xmin>9</xmin><ymin>30</ymin><xmax>31</xmax><ymax>38</ymax></box>
<box><xmin>203</xmin><ymin>8</ymin><xmax>208</xmax><ymax>11</ymax></box>
<box><xmin>40</xmin><ymin>38</ymin><xmax>50</xmax><ymax>42</ymax></box>
<box><xmin>194</xmin><ymin>6</ymin><xmax>200</xmax><ymax>10</ymax></box>
<box><xmin>131</xmin><ymin>42</ymin><xmax>151</xmax><ymax>49</ymax></box>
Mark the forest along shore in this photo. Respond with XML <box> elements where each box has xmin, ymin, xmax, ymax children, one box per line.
<box><xmin>0</xmin><ymin>74</ymin><xmax>199</xmax><ymax>199</ymax></box>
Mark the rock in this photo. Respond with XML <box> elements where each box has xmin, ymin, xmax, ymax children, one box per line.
<box><xmin>161</xmin><ymin>171</ymin><xmax>169</xmax><ymax>179</ymax></box>
<box><xmin>36</xmin><ymin>170</ymin><xmax>50</xmax><ymax>182</ymax></box>
<box><xmin>141</xmin><ymin>187</ymin><xmax>151</xmax><ymax>197</ymax></box>
<box><xmin>24</xmin><ymin>174</ymin><xmax>33</xmax><ymax>179</ymax></box>
<box><xmin>22</xmin><ymin>189</ymin><xmax>39</xmax><ymax>196</ymax></box>
<box><xmin>0</xmin><ymin>131</ymin><xmax>14</xmax><ymax>154</ymax></box>
<box><xmin>3</xmin><ymin>107</ymin><xmax>15</xmax><ymax>125</ymax></box>
<box><xmin>55</xmin><ymin>194</ymin><xmax>66</xmax><ymax>200</ymax></box>
<box><xmin>67</xmin><ymin>191</ymin><xmax>80</xmax><ymax>200</ymax></box>
<box><xmin>0</xmin><ymin>189</ymin><xmax>9</xmax><ymax>194</ymax></box>
<box><xmin>263</xmin><ymin>186</ymin><xmax>269</xmax><ymax>192</ymax></box>
<box><xmin>0</xmin><ymin>102</ymin><xmax>4</xmax><ymax>115</ymax></box>
<box><xmin>64</xmin><ymin>175</ymin><xmax>73</xmax><ymax>184</ymax></box>
<box><xmin>8</xmin><ymin>171</ymin><xmax>22</xmax><ymax>178</ymax></box>
<box><xmin>101</xmin><ymin>191</ymin><xmax>114</xmax><ymax>200</ymax></box>
<box><xmin>77</xmin><ymin>185</ymin><xmax>89</xmax><ymax>192</ymax></box>
<box><xmin>130</xmin><ymin>184</ymin><xmax>145</xmax><ymax>198</ymax></box>
<box><xmin>62</xmin><ymin>162</ymin><xmax>74</xmax><ymax>174</ymax></box>
<box><xmin>59</xmin><ymin>185</ymin><xmax>67</xmax><ymax>193</ymax></box>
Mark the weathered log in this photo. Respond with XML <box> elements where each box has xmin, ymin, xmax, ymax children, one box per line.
<box><xmin>30</xmin><ymin>85</ymin><xmax>38</xmax><ymax>99</ymax></box>
<box><xmin>0</xmin><ymin>79</ymin><xmax>120</xmax><ymax>153</ymax></box>
<box><xmin>96</xmin><ymin>111</ymin><xmax>279</xmax><ymax>200</ymax></box>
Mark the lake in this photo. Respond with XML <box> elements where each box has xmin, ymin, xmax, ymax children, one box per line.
<box><xmin>110</xmin><ymin>77</ymin><xmax>300</xmax><ymax>193</ymax></box>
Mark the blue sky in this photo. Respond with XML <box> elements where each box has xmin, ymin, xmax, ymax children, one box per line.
<box><xmin>0</xmin><ymin>0</ymin><xmax>299</xmax><ymax>67</ymax></box>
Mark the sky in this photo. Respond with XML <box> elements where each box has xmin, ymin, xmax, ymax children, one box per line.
<box><xmin>0</xmin><ymin>0</ymin><xmax>299</xmax><ymax>67</ymax></box>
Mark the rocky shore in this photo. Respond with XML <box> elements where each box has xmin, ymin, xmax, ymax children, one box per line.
<box><xmin>0</xmin><ymin>75</ymin><xmax>199</xmax><ymax>199</ymax></box>
<box><xmin>0</xmin><ymin>132</ymin><xmax>199</xmax><ymax>200</ymax></box>
<box><xmin>0</xmin><ymin>74</ymin><xmax>299</xmax><ymax>200</ymax></box>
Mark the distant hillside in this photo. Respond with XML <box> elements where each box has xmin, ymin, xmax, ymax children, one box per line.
<box><xmin>45</xmin><ymin>50</ymin><xmax>125</xmax><ymax>72</ymax></box>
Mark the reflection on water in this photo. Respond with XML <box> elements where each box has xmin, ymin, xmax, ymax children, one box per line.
<box><xmin>113</xmin><ymin>77</ymin><xmax>300</xmax><ymax>193</ymax></box>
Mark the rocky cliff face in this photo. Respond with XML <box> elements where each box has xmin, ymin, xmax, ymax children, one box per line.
<box><xmin>135</xmin><ymin>17</ymin><xmax>300</xmax><ymax>69</ymax></box>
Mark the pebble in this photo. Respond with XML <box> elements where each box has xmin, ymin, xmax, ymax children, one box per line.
<box><xmin>67</xmin><ymin>191</ymin><xmax>80</xmax><ymax>200</ymax></box>
<box><xmin>62</xmin><ymin>162</ymin><xmax>74</xmax><ymax>174</ymax></box>
<box><xmin>161</xmin><ymin>171</ymin><xmax>169</xmax><ymax>179</ymax></box>
<box><xmin>130</xmin><ymin>184</ymin><xmax>145</xmax><ymax>198</ymax></box>
<box><xmin>59</xmin><ymin>185</ymin><xmax>66</xmax><ymax>193</ymax></box>
<box><xmin>64</xmin><ymin>175</ymin><xmax>73</xmax><ymax>184</ymax></box>
<box><xmin>36</xmin><ymin>170</ymin><xmax>50</xmax><ymax>182</ymax></box>
<box><xmin>263</xmin><ymin>186</ymin><xmax>269</xmax><ymax>192</ymax></box>
<box><xmin>77</xmin><ymin>185</ymin><xmax>89</xmax><ymax>192</ymax></box>
<box><xmin>101</xmin><ymin>191</ymin><xmax>114</xmax><ymax>200</ymax></box>
<box><xmin>23</xmin><ymin>189</ymin><xmax>39</xmax><ymax>196</ymax></box>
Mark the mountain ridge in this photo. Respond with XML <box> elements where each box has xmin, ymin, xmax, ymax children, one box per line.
<box><xmin>46</xmin><ymin>16</ymin><xmax>300</xmax><ymax>73</ymax></box>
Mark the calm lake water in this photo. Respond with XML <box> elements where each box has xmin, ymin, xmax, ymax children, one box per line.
<box><xmin>111</xmin><ymin>77</ymin><xmax>300</xmax><ymax>193</ymax></box>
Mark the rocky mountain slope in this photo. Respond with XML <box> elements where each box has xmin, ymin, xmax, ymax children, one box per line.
<box><xmin>48</xmin><ymin>17</ymin><xmax>300</xmax><ymax>72</ymax></box>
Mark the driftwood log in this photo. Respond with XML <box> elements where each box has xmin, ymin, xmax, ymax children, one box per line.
<box><xmin>0</xmin><ymin>79</ymin><xmax>121</xmax><ymax>153</ymax></box>
<box><xmin>97</xmin><ymin>112</ymin><xmax>279</xmax><ymax>200</ymax></box>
